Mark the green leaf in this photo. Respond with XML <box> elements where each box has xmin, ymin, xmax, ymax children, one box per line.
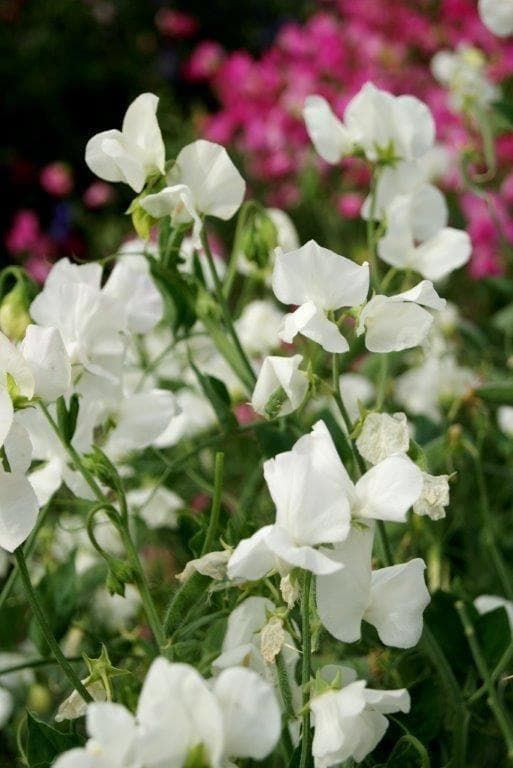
<box><xmin>386</xmin><ymin>735</ymin><xmax>430</xmax><ymax>768</ymax></box>
<box><xmin>148</xmin><ymin>256</ymin><xmax>197</xmax><ymax>332</ymax></box>
<box><xmin>29</xmin><ymin>556</ymin><xmax>77</xmax><ymax>653</ymax></box>
<box><xmin>476</xmin><ymin>606</ymin><xmax>512</xmax><ymax>670</ymax></box>
<box><xmin>476</xmin><ymin>382</ymin><xmax>513</xmax><ymax>405</ymax></box>
<box><xmin>26</xmin><ymin>711</ymin><xmax>80</xmax><ymax>768</ymax></box>
<box><xmin>191</xmin><ymin>364</ymin><xmax>237</xmax><ymax>433</ymax></box>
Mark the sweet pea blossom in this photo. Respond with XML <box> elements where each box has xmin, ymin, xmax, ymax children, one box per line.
<box><xmin>304</xmin><ymin>83</ymin><xmax>435</xmax><ymax>164</ymax></box>
<box><xmin>317</xmin><ymin>525</ymin><xmax>430</xmax><ymax>647</ymax></box>
<box><xmin>479</xmin><ymin>0</ymin><xmax>513</xmax><ymax>36</ymax></box>
<box><xmin>357</xmin><ymin>280</ymin><xmax>446</xmax><ymax>353</ymax></box>
<box><xmin>498</xmin><ymin>406</ymin><xmax>513</xmax><ymax>436</ymax></box>
<box><xmin>85</xmin><ymin>93</ymin><xmax>165</xmax><ymax>193</ymax></box>
<box><xmin>310</xmin><ymin>667</ymin><xmax>410</xmax><ymax>768</ymax></box>
<box><xmin>272</xmin><ymin>240</ymin><xmax>369</xmax><ymax>353</ymax></box>
<box><xmin>53</xmin><ymin>657</ymin><xmax>281</xmax><ymax>768</ymax></box>
<box><xmin>228</xmin><ymin>422</ymin><xmax>354</xmax><ymax>580</ymax></box>
<box><xmin>141</xmin><ymin>139</ymin><xmax>246</xmax><ymax>245</ymax></box>
<box><xmin>431</xmin><ymin>46</ymin><xmax>498</xmax><ymax>112</ymax></box>
<box><xmin>251</xmin><ymin>354</ymin><xmax>308</xmax><ymax>418</ymax></box>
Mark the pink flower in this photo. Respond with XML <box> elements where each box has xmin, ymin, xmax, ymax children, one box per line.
<box><xmin>40</xmin><ymin>162</ymin><xmax>73</xmax><ymax>196</ymax></box>
<box><xmin>83</xmin><ymin>181</ymin><xmax>114</xmax><ymax>209</ymax></box>
<box><xmin>5</xmin><ymin>210</ymin><xmax>41</xmax><ymax>254</ymax></box>
<box><xmin>185</xmin><ymin>40</ymin><xmax>225</xmax><ymax>81</ymax></box>
<box><xmin>337</xmin><ymin>193</ymin><xmax>363</xmax><ymax>219</ymax></box>
<box><xmin>155</xmin><ymin>8</ymin><xmax>198</xmax><ymax>39</ymax></box>
<box><xmin>234</xmin><ymin>403</ymin><xmax>260</xmax><ymax>426</ymax></box>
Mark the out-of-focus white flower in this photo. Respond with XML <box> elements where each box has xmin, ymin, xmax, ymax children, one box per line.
<box><xmin>141</xmin><ymin>140</ymin><xmax>245</xmax><ymax>245</ymax></box>
<box><xmin>479</xmin><ymin>0</ymin><xmax>513</xmax><ymax>36</ymax></box>
<box><xmin>317</xmin><ymin>525</ymin><xmax>430</xmax><ymax>647</ymax></box>
<box><xmin>395</xmin><ymin>353</ymin><xmax>478</xmax><ymax>422</ymax></box>
<box><xmin>498</xmin><ymin>406</ymin><xmax>513</xmax><ymax>437</ymax></box>
<box><xmin>310</xmin><ymin>667</ymin><xmax>410</xmax><ymax>767</ymax></box>
<box><xmin>475</xmin><ymin>594</ymin><xmax>513</xmax><ymax>632</ymax></box>
<box><xmin>272</xmin><ymin>240</ymin><xmax>369</xmax><ymax>353</ymax></box>
<box><xmin>251</xmin><ymin>355</ymin><xmax>308</xmax><ymax>418</ymax></box>
<box><xmin>304</xmin><ymin>83</ymin><xmax>435</xmax><ymax>164</ymax></box>
<box><xmin>0</xmin><ymin>687</ymin><xmax>13</xmax><ymax>730</ymax></box>
<box><xmin>236</xmin><ymin>300</ymin><xmax>284</xmax><ymax>357</ymax></box>
<box><xmin>358</xmin><ymin>281</ymin><xmax>446</xmax><ymax>353</ymax></box>
<box><xmin>228</xmin><ymin>422</ymin><xmax>354</xmax><ymax>580</ymax></box>
<box><xmin>153</xmin><ymin>389</ymin><xmax>216</xmax><ymax>448</ymax></box>
<box><xmin>93</xmin><ymin>585</ymin><xmax>141</xmax><ymax>632</ymax></box>
<box><xmin>127</xmin><ymin>486</ymin><xmax>182</xmax><ymax>529</ymax></box>
<box><xmin>431</xmin><ymin>46</ymin><xmax>498</xmax><ymax>111</ymax></box>
<box><xmin>338</xmin><ymin>373</ymin><xmax>375</xmax><ymax>424</ymax></box>
<box><xmin>85</xmin><ymin>93</ymin><xmax>165</xmax><ymax>193</ymax></box>
<box><xmin>413</xmin><ymin>473</ymin><xmax>450</xmax><ymax>520</ymax></box>
<box><xmin>356</xmin><ymin>412</ymin><xmax>410</xmax><ymax>465</ymax></box>
<box><xmin>103</xmin><ymin>388</ymin><xmax>178</xmax><ymax>459</ymax></box>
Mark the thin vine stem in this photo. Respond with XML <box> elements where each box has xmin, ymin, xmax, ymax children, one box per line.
<box><xmin>299</xmin><ymin>570</ymin><xmax>313</xmax><ymax>768</ymax></box>
<box><xmin>14</xmin><ymin>548</ymin><xmax>92</xmax><ymax>704</ymax></box>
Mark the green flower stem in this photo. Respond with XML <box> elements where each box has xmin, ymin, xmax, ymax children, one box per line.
<box><xmin>276</xmin><ymin>651</ymin><xmax>295</xmax><ymax>720</ymax></box>
<box><xmin>200</xmin><ymin>227</ymin><xmax>256</xmax><ymax>391</ymax></box>
<box><xmin>420</xmin><ymin>625</ymin><xmax>469</xmax><ymax>768</ymax></box>
<box><xmin>0</xmin><ymin>656</ymin><xmax>83</xmax><ymax>677</ymax></box>
<box><xmin>39</xmin><ymin>402</ymin><xmax>166</xmax><ymax>651</ymax></box>
<box><xmin>366</xmin><ymin>167</ymin><xmax>381</xmax><ymax>290</ymax></box>
<box><xmin>456</xmin><ymin>600</ymin><xmax>513</xmax><ymax>762</ymax></box>
<box><xmin>14</xmin><ymin>548</ymin><xmax>92</xmax><ymax>703</ymax></box>
<box><xmin>200</xmin><ymin>452</ymin><xmax>224</xmax><ymax>556</ymax></box>
<box><xmin>299</xmin><ymin>570</ymin><xmax>313</xmax><ymax>768</ymax></box>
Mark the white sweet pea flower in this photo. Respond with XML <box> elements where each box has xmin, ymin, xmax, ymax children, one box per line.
<box><xmin>0</xmin><ymin>468</ymin><xmax>39</xmax><ymax>553</ymax></box>
<box><xmin>431</xmin><ymin>46</ymin><xmax>498</xmax><ymax>111</ymax></box>
<box><xmin>53</xmin><ymin>701</ymin><xmax>138</xmax><ymax>768</ymax></box>
<box><xmin>103</xmin><ymin>388</ymin><xmax>178</xmax><ymax>458</ymax></box>
<box><xmin>20</xmin><ymin>325</ymin><xmax>71</xmax><ymax>402</ymax></box>
<box><xmin>235</xmin><ymin>300</ymin><xmax>284</xmax><ymax>357</ymax></box>
<box><xmin>154</xmin><ymin>389</ymin><xmax>216</xmax><ymax>448</ymax></box>
<box><xmin>55</xmin><ymin>681</ymin><xmax>106</xmax><ymax>723</ymax></box>
<box><xmin>272</xmin><ymin>240</ymin><xmax>369</xmax><ymax>353</ymax></box>
<box><xmin>213</xmin><ymin>596</ymin><xmax>299</xmax><ymax>686</ymax></box>
<box><xmin>93</xmin><ymin>584</ymin><xmax>141</xmax><ymax>632</ymax></box>
<box><xmin>475</xmin><ymin>595</ymin><xmax>513</xmax><ymax>632</ymax></box>
<box><xmin>356</xmin><ymin>412</ymin><xmax>410</xmax><ymax>465</ymax></box>
<box><xmin>413</xmin><ymin>472</ymin><xmax>450</xmax><ymax>520</ymax></box>
<box><xmin>30</xmin><ymin>259</ymin><xmax>127</xmax><ymax>384</ymax></box>
<box><xmin>358</xmin><ymin>280</ymin><xmax>446</xmax><ymax>353</ymax></box>
<box><xmin>177</xmin><ymin>550</ymin><xmax>230</xmax><ymax>583</ymax></box>
<box><xmin>103</xmin><ymin>254</ymin><xmax>163</xmax><ymax>334</ymax></box>
<box><xmin>141</xmin><ymin>139</ymin><xmax>246</xmax><ymax>245</ymax></box>
<box><xmin>304</xmin><ymin>83</ymin><xmax>434</xmax><ymax>164</ymax></box>
<box><xmin>251</xmin><ymin>354</ymin><xmax>308</xmax><ymax>418</ymax></box>
<box><xmin>85</xmin><ymin>93</ymin><xmax>165</xmax><ymax>193</ymax></box>
<box><xmin>310</xmin><ymin>668</ymin><xmax>410</xmax><ymax>768</ymax></box>
<box><xmin>362</xmin><ymin>161</ymin><xmax>440</xmax><ymax>222</ymax></box>
<box><xmin>228</xmin><ymin>422</ymin><xmax>354</xmax><ymax>580</ymax></box>
<box><xmin>377</xmin><ymin>192</ymin><xmax>471</xmax><ymax>281</ymax></box>
<box><xmin>479</xmin><ymin>0</ymin><xmax>513</xmax><ymax>35</ymax></box>
<box><xmin>317</xmin><ymin>525</ymin><xmax>430</xmax><ymax>648</ymax></box>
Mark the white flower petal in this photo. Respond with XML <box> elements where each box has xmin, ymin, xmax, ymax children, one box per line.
<box><xmin>303</xmin><ymin>95</ymin><xmax>353</xmax><ymax>163</ymax></box>
<box><xmin>0</xmin><ymin>470</ymin><xmax>39</xmax><ymax>553</ymax></box>
<box><xmin>279</xmin><ymin>302</ymin><xmax>349</xmax><ymax>353</ymax></box>
<box><xmin>227</xmin><ymin>525</ymin><xmax>277</xmax><ymax>581</ymax></box>
<box><xmin>414</xmin><ymin>228</ymin><xmax>472</xmax><ymax>281</ymax></box>
<box><xmin>355</xmin><ymin>454</ymin><xmax>423</xmax><ymax>522</ymax></box>
<box><xmin>21</xmin><ymin>325</ymin><xmax>71</xmax><ymax>402</ymax></box>
<box><xmin>251</xmin><ymin>354</ymin><xmax>308</xmax><ymax>417</ymax></box>
<box><xmin>365</xmin><ymin>558</ymin><xmax>430</xmax><ymax>648</ymax></box>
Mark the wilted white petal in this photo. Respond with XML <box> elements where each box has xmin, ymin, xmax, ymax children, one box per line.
<box><xmin>356</xmin><ymin>412</ymin><xmax>409</xmax><ymax>465</ymax></box>
<box><xmin>177</xmin><ymin>550</ymin><xmax>230</xmax><ymax>583</ymax></box>
<box><xmin>413</xmin><ymin>472</ymin><xmax>450</xmax><ymax>520</ymax></box>
<box><xmin>55</xmin><ymin>681</ymin><xmax>106</xmax><ymax>723</ymax></box>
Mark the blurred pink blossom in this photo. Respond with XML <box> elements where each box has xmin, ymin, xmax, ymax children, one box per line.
<box><xmin>40</xmin><ymin>162</ymin><xmax>74</xmax><ymax>196</ymax></box>
<box><xmin>83</xmin><ymin>181</ymin><xmax>114</xmax><ymax>209</ymax></box>
<box><xmin>155</xmin><ymin>8</ymin><xmax>198</xmax><ymax>39</ymax></box>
